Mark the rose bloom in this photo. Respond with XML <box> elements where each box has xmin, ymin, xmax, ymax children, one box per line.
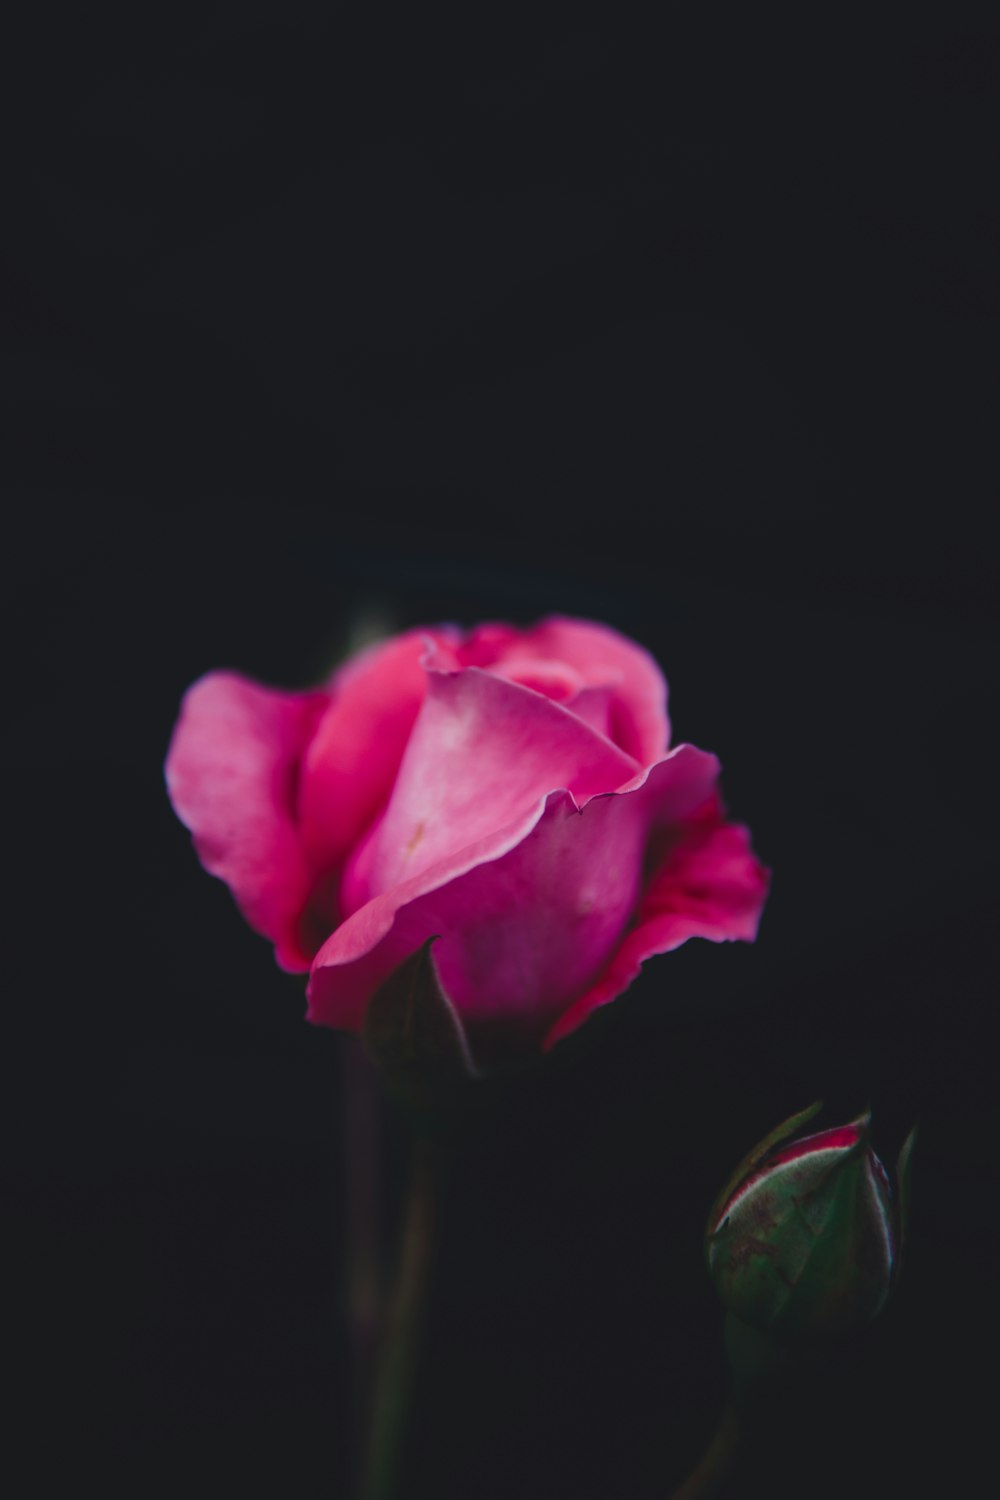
<box><xmin>166</xmin><ymin>618</ymin><xmax>768</xmax><ymax>1065</ymax></box>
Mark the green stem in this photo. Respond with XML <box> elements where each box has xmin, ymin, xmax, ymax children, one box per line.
<box><xmin>342</xmin><ymin>1041</ymin><xmax>383</xmax><ymax>1474</ymax></box>
<box><xmin>667</xmin><ymin>1402</ymin><xmax>741</xmax><ymax>1500</ymax></box>
<box><xmin>355</xmin><ymin>1131</ymin><xmax>437</xmax><ymax>1500</ymax></box>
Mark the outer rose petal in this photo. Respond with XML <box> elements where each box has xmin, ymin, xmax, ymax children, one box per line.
<box><xmin>544</xmin><ymin>805</ymin><xmax>770</xmax><ymax>1048</ymax></box>
<box><xmin>297</xmin><ymin>627</ymin><xmax>457</xmax><ymax>873</ymax></box>
<box><xmin>343</xmin><ymin>660</ymin><xmax>640</xmax><ymax>909</ymax></box>
<box><xmin>307</xmin><ymin>744</ymin><xmax>726</xmax><ymax>1055</ymax></box>
<box><xmin>482</xmin><ymin>616</ymin><xmax>671</xmax><ymax>764</ymax></box>
<box><xmin>164</xmin><ymin>672</ymin><xmax>327</xmax><ymax>970</ymax></box>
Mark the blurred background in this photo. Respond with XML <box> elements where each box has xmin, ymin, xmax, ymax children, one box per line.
<box><xmin>4</xmin><ymin>12</ymin><xmax>997</xmax><ymax>1496</ymax></box>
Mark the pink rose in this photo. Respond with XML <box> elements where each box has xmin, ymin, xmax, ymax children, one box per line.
<box><xmin>165</xmin><ymin>618</ymin><xmax>768</xmax><ymax>1064</ymax></box>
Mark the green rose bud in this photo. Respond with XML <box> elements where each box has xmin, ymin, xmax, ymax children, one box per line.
<box><xmin>706</xmin><ymin>1104</ymin><xmax>915</xmax><ymax>1337</ymax></box>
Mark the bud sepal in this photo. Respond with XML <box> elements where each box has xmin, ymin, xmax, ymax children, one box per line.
<box><xmin>362</xmin><ymin>938</ymin><xmax>480</xmax><ymax>1108</ymax></box>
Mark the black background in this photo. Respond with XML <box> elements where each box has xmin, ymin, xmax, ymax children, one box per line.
<box><xmin>5</xmin><ymin>12</ymin><xmax>997</xmax><ymax>1497</ymax></box>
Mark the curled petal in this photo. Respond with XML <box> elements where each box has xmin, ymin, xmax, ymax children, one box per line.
<box><xmin>495</xmin><ymin>616</ymin><xmax>671</xmax><ymax>763</ymax></box>
<box><xmin>298</xmin><ymin>628</ymin><xmax>457</xmax><ymax>874</ymax></box>
<box><xmin>308</xmin><ymin>793</ymin><xmax>556</xmax><ymax>1038</ymax></box>
<box><xmin>309</xmin><ymin>786</ymin><xmax>650</xmax><ymax>1050</ymax></box>
<box><xmin>545</xmin><ymin>796</ymin><xmax>769</xmax><ymax>1048</ymax></box>
<box><xmin>309</xmin><ymin>744</ymin><xmax>735</xmax><ymax>1059</ymax></box>
<box><xmin>344</xmin><ymin>661</ymin><xmax>640</xmax><ymax>910</ymax></box>
<box><xmin>164</xmin><ymin>672</ymin><xmax>327</xmax><ymax>970</ymax></box>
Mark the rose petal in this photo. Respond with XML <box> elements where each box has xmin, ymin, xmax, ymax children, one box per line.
<box><xmin>496</xmin><ymin>616</ymin><xmax>670</xmax><ymax>763</ymax></box>
<box><xmin>164</xmin><ymin>672</ymin><xmax>327</xmax><ymax>970</ymax></box>
<box><xmin>308</xmin><ymin>743</ymin><xmax>727</xmax><ymax>1052</ymax></box>
<box><xmin>297</xmin><ymin>628</ymin><xmax>457</xmax><ymax>875</ymax></box>
<box><xmin>483</xmin><ymin>656</ymin><xmax>584</xmax><ymax>702</ymax></box>
<box><xmin>544</xmin><ymin>797</ymin><xmax>769</xmax><ymax>1047</ymax></box>
<box><xmin>459</xmin><ymin>644</ymin><xmax>617</xmax><ymax>736</ymax></box>
<box><xmin>345</xmin><ymin>660</ymin><xmax>640</xmax><ymax>909</ymax></box>
<box><xmin>561</xmin><ymin>684</ymin><xmax>614</xmax><ymax>740</ymax></box>
<box><xmin>310</xmin><ymin>785</ymin><xmax>652</xmax><ymax>1045</ymax></box>
<box><xmin>309</xmin><ymin>793</ymin><xmax>554</xmax><ymax>1036</ymax></box>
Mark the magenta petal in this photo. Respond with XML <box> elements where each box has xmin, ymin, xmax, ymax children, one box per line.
<box><xmin>308</xmin><ymin>742</ymin><xmax>730</xmax><ymax>1049</ymax></box>
<box><xmin>308</xmin><ymin>783</ymin><xmax>648</xmax><ymax>1041</ymax></box>
<box><xmin>352</xmin><ymin>661</ymin><xmax>640</xmax><ymax>905</ymax></box>
<box><xmin>545</xmin><ymin>794</ymin><xmax>770</xmax><ymax>1048</ymax></box>
<box><xmin>308</xmin><ymin>795</ymin><xmax>555</xmax><ymax>1035</ymax></box>
<box><xmin>164</xmin><ymin>672</ymin><xmax>327</xmax><ymax>970</ymax></box>
<box><xmin>297</xmin><ymin>628</ymin><xmax>453</xmax><ymax>874</ymax></box>
<box><xmin>503</xmin><ymin>616</ymin><xmax>670</xmax><ymax>763</ymax></box>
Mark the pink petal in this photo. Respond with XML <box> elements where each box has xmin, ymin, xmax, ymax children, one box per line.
<box><xmin>497</xmin><ymin>616</ymin><xmax>670</xmax><ymax>763</ymax></box>
<box><xmin>560</xmin><ymin>684</ymin><xmax>614</xmax><ymax>740</ymax></box>
<box><xmin>164</xmin><ymin>672</ymin><xmax>327</xmax><ymax>970</ymax></box>
<box><xmin>486</xmin><ymin>656</ymin><xmax>585</xmax><ymax>701</ymax></box>
<box><xmin>297</xmin><ymin>628</ymin><xmax>457</xmax><ymax>875</ymax></box>
<box><xmin>308</xmin><ymin>794</ymin><xmax>555</xmax><ymax>1036</ymax></box>
<box><xmin>467</xmin><ymin>648</ymin><xmax>615</xmax><ymax>737</ymax></box>
<box><xmin>343</xmin><ymin>659</ymin><xmax>640</xmax><ymax>911</ymax></box>
<box><xmin>307</xmin><ymin>786</ymin><xmax>646</xmax><ymax>1044</ymax></box>
<box><xmin>308</xmin><ymin>743</ymin><xmax>727</xmax><ymax>1054</ymax></box>
<box><xmin>545</xmin><ymin>796</ymin><xmax>769</xmax><ymax>1048</ymax></box>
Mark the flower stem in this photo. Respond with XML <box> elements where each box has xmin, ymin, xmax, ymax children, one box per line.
<box><xmin>666</xmin><ymin>1402</ymin><xmax>741</xmax><ymax>1500</ymax></box>
<box><xmin>342</xmin><ymin>1041</ymin><xmax>384</xmax><ymax>1470</ymax></box>
<box><xmin>355</xmin><ymin>1130</ymin><xmax>438</xmax><ymax>1500</ymax></box>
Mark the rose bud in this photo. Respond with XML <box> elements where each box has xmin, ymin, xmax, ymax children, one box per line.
<box><xmin>165</xmin><ymin>617</ymin><xmax>768</xmax><ymax>1071</ymax></box>
<box><xmin>706</xmin><ymin>1104</ymin><xmax>915</xmax><ymax>1337</ymax></box>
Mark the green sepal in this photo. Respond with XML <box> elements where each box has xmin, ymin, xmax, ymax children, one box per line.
<box><xmin>893</xmin><ymin>1123</ymin><xmax>918</xmax><ymax>1279</ymax></box>
<box><xmin>705</xmin><ymin>1101</ymin><xmax>824</xmax><ymax>1241</ymax></box>
<box><xmin>708</xmin><ymin>1121</ymin><xmax>883</xmax><ymax>1335</ymax></box>
<box><xmin>362</xmin><ymin>938</ymin><xmax>480</xmax><ymax>1107</ymax></box>
<box><xmin>772</xmin><ymin>1142</ymin><xmax>870</xmax><ymax>1333</ymax></box>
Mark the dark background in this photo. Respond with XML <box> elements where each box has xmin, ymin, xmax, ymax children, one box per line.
<box><xmin>5</xmin><ymin>12</ymin><xmax>997</xmax><ymax>1497</ymax></box>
